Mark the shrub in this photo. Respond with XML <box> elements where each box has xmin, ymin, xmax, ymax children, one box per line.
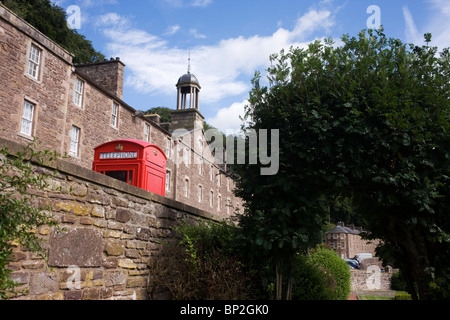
<box><xmin>291</xmin><ymin>254</ymin><xmax>336</xmax><ymax>300</ymax></box>
<box><xmin>395</xmin><ymin>291</ymin><xmax>412</xmax><ymax>300</ymax></box>
<box><xmin>307</xmin><ymin>245</ymin><xmax>351</xmax><ymax>300</ymax></box>
<box><xmin>148</xmin><ymin>219</ymin><xmax>255</xmax><ymax>300</ymax></box>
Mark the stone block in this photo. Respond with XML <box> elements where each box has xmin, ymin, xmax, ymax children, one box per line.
<box><xmin>104</xmin><ymin>239</ymin><xmax>125</xmax><ymax>256</ymax></box>
<box><xmin>116</xmin><ymin>208</ymin><xmax>131</xmax><ymax>223</ymax></box>
<box><xmin>29</xmin><ymin>272</ymin><xmax>59</xmax><ymax>296</ymax></box>
<box><xmin>48</xmin><ymin>228</ymin><xmax>103</xmax><ymax>267</ymax></box>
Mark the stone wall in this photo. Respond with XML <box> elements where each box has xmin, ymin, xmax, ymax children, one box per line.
<box><xmin>2</xmin><ymin>138</ymin><xmax>216</xmax><ymax>300</ymax></box>
<box><xmin>350</xmin><ymin>267</ymin><xmax>393</xmax><ymax>292</ymax></box>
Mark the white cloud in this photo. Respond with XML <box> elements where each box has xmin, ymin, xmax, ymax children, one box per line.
<box><xmin>165</xmin><ymin>25</ymin><xmax>181</xmax><ymax>36</ymax></box>
<box><xmin>403</xmin><ymin>5</ymin><xmax>421</xmax><ymax>45</ymax></box>
<box><xmin>189</xmin><ymin>28</ymin><xmax>207</xmax><ymax>39</ymax></box>
<box><xmin>96</xmin><ymin>7</ymin><xmax>336</xmax><ymax>126</ymax></box>
<box><xmin>207</xmin><ymin>100</ymin><xmax>248</xmax><ymax>132</ymax></box>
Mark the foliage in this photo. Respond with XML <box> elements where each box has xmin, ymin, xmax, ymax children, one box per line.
<box><xmin>307</xmin><ymin>245</ymin><xmax>351</xmax><ymax>300</ymax></box>
<box><xmin>148</xmin><ymin>219</ymin><xmax>256</xmax><ymax>300</ymax></box>
<box><xmin>234</xmin><ymin>28</ymin><xmax>450</xmax><ymax>300</ymax></box>
<box><xmin>144</xmin><ymin>107</ymin><xmax>172</xmax><ymax>123</ymax></box>
<box><xmin>291</xmin><ymin>254</ymin><xmax>336</xmax><ymax>300</ymax></box>
<box><xmin>2</xmin><ymin>0</ymin><xmax>104</xmax><ymax>63</ymax></box>
<box><xmin>395</xmin><ymin>291</ymin><xmax>412</xmax><ymax>300</ymax></box>
<box><xmin>0</xmin><ymin>141</ymin><xmax>60</xmax><ymax>299</ymax></box>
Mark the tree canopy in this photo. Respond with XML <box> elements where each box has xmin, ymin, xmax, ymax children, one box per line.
<box><xmin>234</xmin><ymin>29</ymin><xmax>450</xmax><ymax>300</ymax></box>
<box><xmin>2</xmin><ymin>0</ymin><xmax>104</xmax><ymax>64</ymax></box>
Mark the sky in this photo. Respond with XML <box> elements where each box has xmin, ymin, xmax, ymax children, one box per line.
<box><xmin>51</xmin><ymin>0</ymin><xmax>450</xmax><ymax>132</ymax></box>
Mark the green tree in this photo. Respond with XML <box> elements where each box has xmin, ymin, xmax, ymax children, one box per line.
<box><xmin>234</xmin><ymin>29</ymin><xmax>450</xmax><ymax>300</ymax></box>
<box><xmin>0</xmin><ymin>141</ymin><xmax>60</xmax><ymax>299</ymax></box>
<box><xmin>144</xmin><ymin>107</ymin><xmax>172</xmax><ymax>123</ymax></box>
<box><xmin>2</xmin><ymin>0</ymin><xmax>104</xmax><ymax>63</ymax></box>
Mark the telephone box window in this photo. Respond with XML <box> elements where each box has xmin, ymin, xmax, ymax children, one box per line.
<box><xmin>102</xmin><ymin>170</ymin><xmax>134</xmax><ymax>185</ymax></box>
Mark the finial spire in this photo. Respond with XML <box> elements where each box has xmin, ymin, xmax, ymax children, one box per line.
<box><xmin>187</xmin><ymin>51</ymin><xmax>191</xmax><ymax>74</ymax></box>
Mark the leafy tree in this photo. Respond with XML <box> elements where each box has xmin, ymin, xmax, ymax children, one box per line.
<box><xmin>0</xmin><ymin>141</ymin><xmax>60</xmax><ymax>299</ymax></box>
<box><xmin>144</xmin><ymin>107</ymin><xmax>172</xmax><ymax>123</ymax></box>
<box><xmin>234</xmin><ymin>29</ymin><xmax>450</xmax><ymax>300</ymax></box>
<box><xmin>2</xmin><ymin>0</ymin><xmax>104</xmax><ymax>63</ymax></box>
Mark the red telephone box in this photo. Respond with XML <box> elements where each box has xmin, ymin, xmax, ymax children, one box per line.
<box><xmin>93</xmin><ymin>139</ymin><xmax>167</xmax><ymax>196</ymax></box>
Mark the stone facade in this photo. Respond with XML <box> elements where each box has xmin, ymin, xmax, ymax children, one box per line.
<box><xmin>2</xmin><ymin>137</ymin><xmax>216</xmax><ymax>300</ymax></box>
<box><xmin>0</xmin><ymin>3</ymin><xmax>242</xmax><ymax>220</ymax></box>
<box><xmin>325</xmin><ymin>223</ymin><xmax>381</xmax><ymax>259</ymax></box>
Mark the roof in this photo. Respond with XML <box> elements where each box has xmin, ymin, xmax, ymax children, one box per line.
<box><xmin>326</xmin><ymin>225</ymin><xmax>361</xmax><ymax>235</ymax></box>
<box><xmin>176</xmin><ymin>72</ymin><xmax>201</xmax><ymax>88</ymax></box>
<box><xmin>94</xmin><ymin>139</ymin><xmax>166</xmax><ymax>159</ymax></box>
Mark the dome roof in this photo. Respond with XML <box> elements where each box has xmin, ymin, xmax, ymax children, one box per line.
<box><xmin>177</xmin><ymin>72</ymin><xmax>201</xmax><ymax>88</ymax></box>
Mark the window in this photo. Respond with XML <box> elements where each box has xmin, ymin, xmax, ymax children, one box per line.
<box><xmin>166</xmin><ymin>138</ymin><xmax>172</xmax><ymax>159</ymax></box>
<box><xmin>74</xmin><ymin>78</ymin><xmax>84</xmax><ymax>107</ymax></box>
<box><xmin>111</xmin><ymin>102</ymin><xmax>119</xmax><ymax>128</ymax></box>
<box><xmin>210</xmin><ymin>165</ymin><xmax>214</xmax><ymax>181</ymax></box>
<box><xmin>341</xmin><ymin>234</ymin><xmax>345</xmax><ymax>239</ymax></box>
<box><xmin>185</xmin><ymin>178</ymin><xmax>189</xmax><ymax>197</ymax></box>
<box><xmin>210</xmin><ymin>191</ymin><xmax>214</xmax><ymax>207</ymax></box>
<box><xmin>341</xmin><ymin>242</ymin><xmax>345</xmax><ymax>249</ymax></box>
<box><xmin>20</xmin><ymin>101</ymin><xmax>35</xmax><ymax>136</ymax></box>
<box><xmin>144</xmin><ymin>123</ymin><xmax>150</xmax><ymax>142</ymax></box>
<box><xmin>227</xmin><ymin>199</ymin><xmax>231</xmax><ymax>215</ymax></box>
<box><xmin>70</xmin><ymin>126</ymin><xmax>80</xmax><ymax>156</ymax></box>
<box><xmin>227</xmin><ymin>178</ymin><xmax>230</xmax><ymax>191</ymax></box>
<box><xmin>198</xmin><ymin>157</ymin><xmax>202</xmax><ymax>175</ymax></box>
<box><xmin>218</xmin><ymin>195</ymin><xmax>221</xmax><ymax>211</ymax></box>
<box><xmin>198</xmin><ymin>185</ymin><xmax>202</xmax><ymax>202</ymax></box>
<box><xmin>165</xmin><ymin>171</ymin><xmax>171</xmax><ymax>191</ymax></box>
<box><xmin>27</xmin><ymin>44</ymin><xmax>41</xmax><ymax>80</ymax></box>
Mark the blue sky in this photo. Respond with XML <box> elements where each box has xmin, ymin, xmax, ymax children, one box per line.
<box><xmin>52</xmin><ymin>0</ymin><xmax>450</xmax><ymax>132</ymax></box>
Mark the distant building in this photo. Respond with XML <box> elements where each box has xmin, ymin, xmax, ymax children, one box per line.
<box><xmin>0</xmin><ymin>3</ymin><xmax>242</xmax><ymax>220</ymax></box>
<box><xmin>325</xmin><ymin>222</ymin><xmax>381</xmax><ymax>259</ymax></box>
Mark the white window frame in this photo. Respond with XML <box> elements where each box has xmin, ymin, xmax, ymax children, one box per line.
<box><xmin>198</xmin><ymin>185</ymin><xmax>202</xmax><ymax>202</ymax></box>
<box><xmin>166</xmin><ymin>138</ymin><xmax>172</xmax><ymax>159</ymax></box>
<box><xmin>70</xmin><ymin>126</ymin><xmax>80</xmax><ymax>156</ymax></box>
<box><xmin>184</xmin><ymin>178</ymin><xmax>190</xmax><ymax>197</ymax></box>
<box><xmin>20</xmin><ymin>100</ymin><xmax>35</xmax><ymax>136</ymax></box>
<box><xmin>210</xmin><ymin>165</ymin><xmax>214</xmax><ymax>181</ymax></box>
<box><xmin>217</xmin><ymin>195</ymin><xmax>221</xmax><ymax>211</ymax></box>
<box><xmin>74</xmin><ymin>78</ymin><xmax>84</xmax><ymax>107</ymax></box>
<box><xmin>165</xmin><ymin>170</ymin><xmax>171</xmax><ymax>191</ymax></box>
<box><xmin>111</xmin><ymin>102</ymin><xmax>119</xmax><ymax>128</ymax></box>
<box><xmin>27</xmin><ymin>44</ymin><xmax>41</xmax><ymax>80</ymax></box>
<box><xmin>144</xmin><ymin>123</ymin><xmax>150</xmax><ymax>142</ymax></box>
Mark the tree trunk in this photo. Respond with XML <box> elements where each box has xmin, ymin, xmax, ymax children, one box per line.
<box><xmin>276</xmin><ymin>256</ymin><xmax>293</xmax><ymax>300</ymax></box>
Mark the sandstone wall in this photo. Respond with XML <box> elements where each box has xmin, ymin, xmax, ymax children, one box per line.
<box><xmin>2</xmin><ymin>138</ymin><xmax>216</xmax><ymax>300</ymax></box>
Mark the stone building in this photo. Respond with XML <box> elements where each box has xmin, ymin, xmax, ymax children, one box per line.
<box><xmin>0</xmin><ymin>3</ymin><xmax>242</xmax><ymax>220</ymax></box>
<box><xmin>325</xmin><ymin>222</ymin><xmax>380</xmax><ymax>259</ymax></box>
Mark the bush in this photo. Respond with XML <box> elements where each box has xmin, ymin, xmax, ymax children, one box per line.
<box><xmin>395</xmin><ymin>291</ymin><xmax>412</xmax><ymax>300</ymax></box>
<box><xmin>307</xmin><ymin>245</ymin><xmax>351</xmax><ymax>300</ymax></box>
<box><xmin>390</xmin><ymin>270</ymin><xmax>408</xmax><ymax>291</ymax></box>
<box><xmin>148</xmin><ymin>220</ymin><xmax>256</xmax><ymax>300</ymax></box>
<box><xmin>291</xmin><ymin>254</ymin><xmax>336</xmax><ymax>300</ymax></box>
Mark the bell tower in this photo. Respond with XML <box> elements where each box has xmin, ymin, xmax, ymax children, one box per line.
<box><xmin>170</xmin><ymin>60</ymin><xmax>204</xmax><ymax>132</ymax></box>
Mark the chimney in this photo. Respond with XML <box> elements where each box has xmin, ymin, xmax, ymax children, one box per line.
<box><xmin>75</xmin><ymin>57</ymin><xmax>125</xmax><ymax>99</ymax></box>
<box><xmin>145</xmin><ymin>114</ymin><xmax>161</xmax><ymax>124</ymax></box>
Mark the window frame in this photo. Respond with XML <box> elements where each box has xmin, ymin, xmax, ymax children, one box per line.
<box><xmin>74</xmin><ymin>78</ymin><xmax>84</xmax><ymax>107</ymax></box>
<box><xmin>111</xmin><ymin>102</ymin><xmax>119</xmax><ymax>128</ymax></box>
<box><xmin>20</xmin><ymin>100</ymin><xmax>35</xmax><ymax>137</ymax></box>
<box><xmin>70</xmin><ymin>125</ymin><xmax>81</xmax><ymax>157</ymax></box>
<box><xmin>27</xmin><ymin>44</ymin><xmax>41</xmax><ymax>80</ymax></box>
